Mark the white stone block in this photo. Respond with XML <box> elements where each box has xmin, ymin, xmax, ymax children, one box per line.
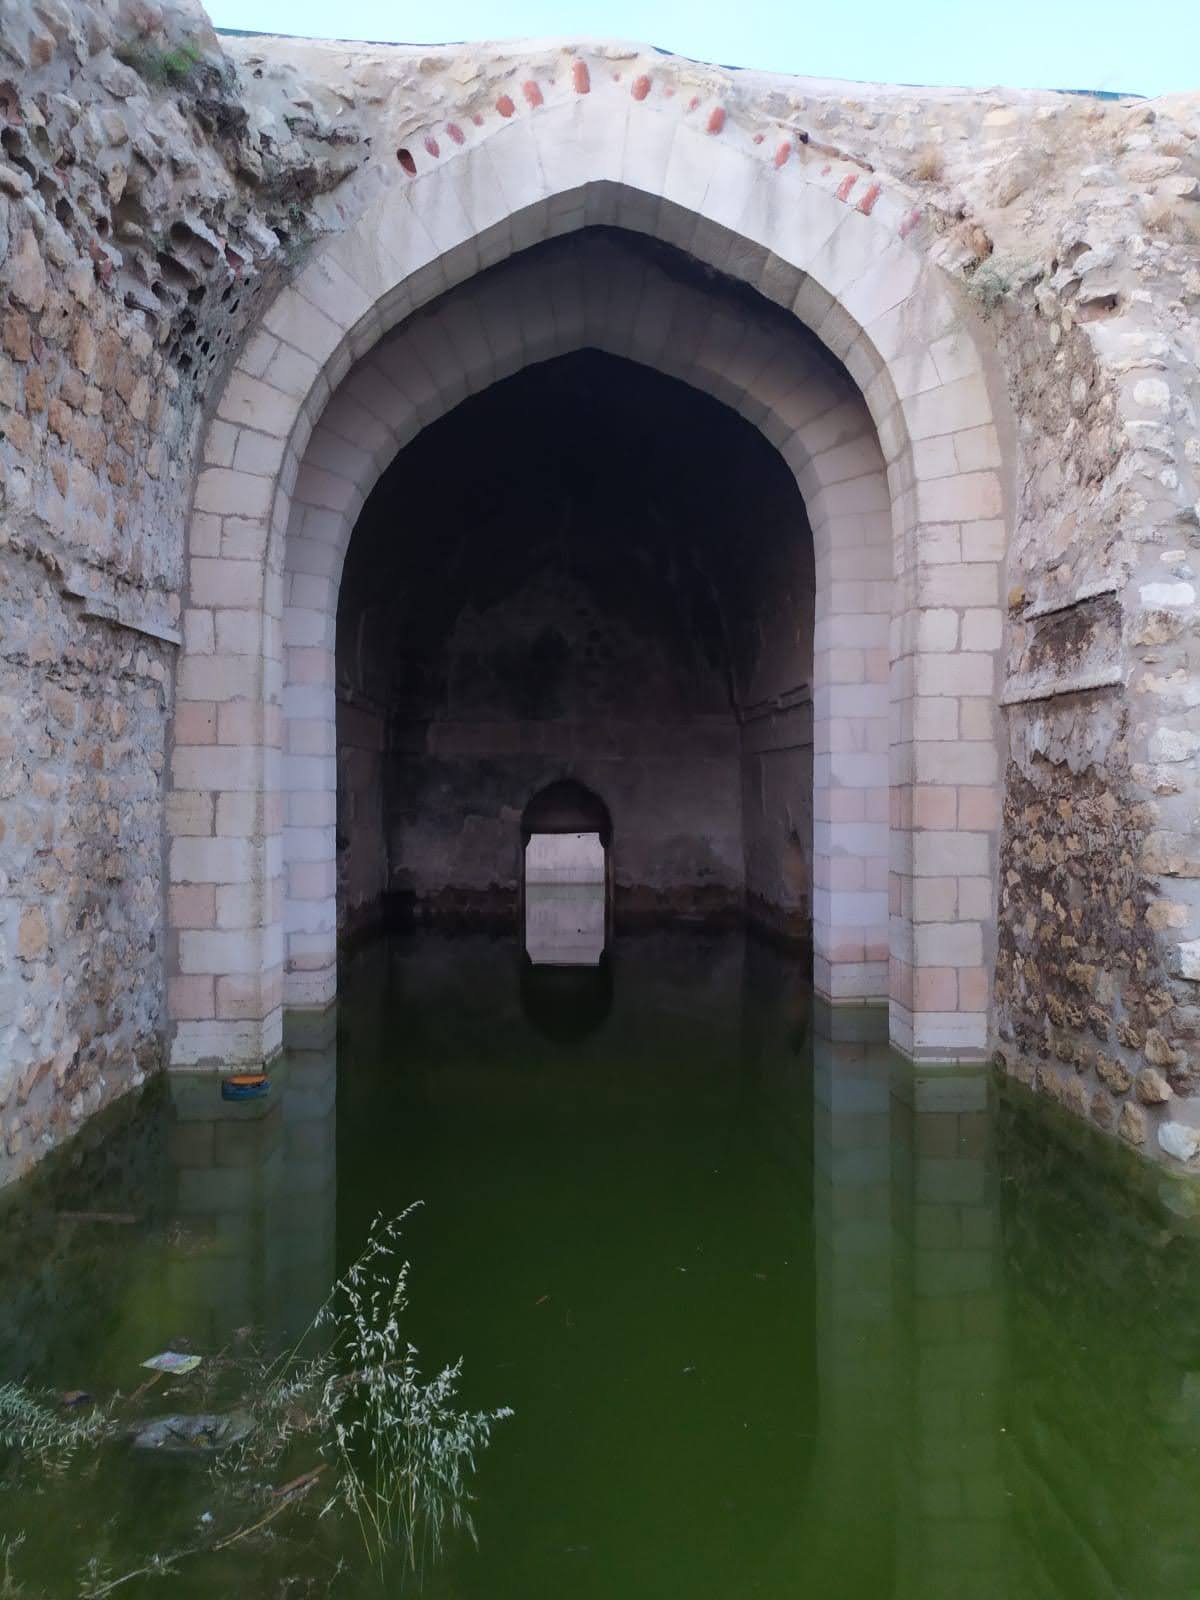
<box><xmin>916</xmin><ymin>472</ymin><xmax>1003</xmax><ymax>524</ymax></box>
<box><xmin>905</xmin><ymin>376</ymin><xmax>994</xmax><ymax>440</ymax></box>
<box><xmin>171</xmin><ymin>835</ymin><xmax>256</xmax><ymax>886</ymax></box>
<box><xmin>216</xmin><ymin>372</ymin><xmax>299</xmax><ymax>440</ymax></box>
<box><xmin>913</xmin><ymin>830</ymin><xmax>991</xmax><ymax>877</ymax></box>
<box><xmin>177</xmin><ymin>928</ymin><xmax>267</xmax><ymax>972</ymax></box>
<box><xmin>914</xmin><ymin>922</ymin><xmax>983</xmax><ymax>968</ymax></box>
<box><xmin>1140</xmin><ymin>582</ymin><xmax>1195</xmax><ymax>608</ymax></box>
<box><xmin>172</xmin><ymin>745</ymin><xmax>264</xmax><ymax>794</ymax></box>
<box><xmin>1159</xmin><ymin>1122</ymin><xmax>1200</xmax><ymax>1162</ymax></box>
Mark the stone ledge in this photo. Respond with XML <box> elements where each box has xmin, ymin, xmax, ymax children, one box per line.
<box><xmin>1021</xmin><ymin>577</ymin><xmax>1120</xmax><ymax>622</ymax></box>
<box><xmin>63</xmin><ymin>570</ymin><xmax>182</xmax><ymax>646</ymax></box>
<box><xmin>1000</xmin><ymin>667</ymin><xmax>1125</xmax><ymax>706</ymax></box>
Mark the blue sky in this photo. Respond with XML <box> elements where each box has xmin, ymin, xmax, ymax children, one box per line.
<box><xmin>206</xmin><ymin>0</ymin><xmax>1195</xmax><ymax>98</ymax></box>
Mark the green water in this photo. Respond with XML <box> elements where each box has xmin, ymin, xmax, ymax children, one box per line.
<box><xmin>3</xmin><ymin>931</ymin><xmax>1200</xmax><ymax>1597</ymax></box>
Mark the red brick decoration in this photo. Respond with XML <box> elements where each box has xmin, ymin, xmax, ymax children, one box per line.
<box><xmin>351</xmin><ymin>62</ymin><xmax>900</xmax><ymax>243</ymax></box>
<box><xmin>857</xmin><ymin>181</ymin><xmax>881</xmax><ymax>215</ymax></box>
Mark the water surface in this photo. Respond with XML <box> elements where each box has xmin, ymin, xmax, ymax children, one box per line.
<box><xmin>2</xmin><ymin>931</ymin><xmax>1199</xmax><ymax>1597</ymax></box>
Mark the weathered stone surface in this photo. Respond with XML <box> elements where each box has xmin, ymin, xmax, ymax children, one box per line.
<box><xmin>1118</xmin><ymin>1102</ymin><xmax>1147</xmax><ymax>1146</ymax></box>
<box><xmin>1145</xmin><ymin>1029</ymin><xmax>1182</xmax><ymax>1069</ymax></box>
<box><xmin>16</xmin><ymin>906</ymin><xmax>48</xmax><ymax>961</ymax></box>
<box><xmin>1096</xmin><ymin>1055</ymin><xmax>1133</xmax><ymax>1095</ymax></box>
<box><xmin>1136</xmin><ymin>1067</ymin><xmax>1172</xmax><ymax>1105</ymax></box>
<box><xmin>0</xmin><ymin>0</ymin><xmax>368</xmax><ymax>1181</ymax></box>
<box><xmin>1090</xmin><ymin>1092</ymin><xmax>1115</xmax><ymax>1131</ymax></box>
<box><xmin>8</xmin><ymin>230</ymin><xmax>45</xmax><ymax>314</ymax></box>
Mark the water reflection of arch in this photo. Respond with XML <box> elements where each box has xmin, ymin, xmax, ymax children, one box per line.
<box><xmin>520</xmin><ymin>949</ymin><xmax>614</xmax><ymax>1043</ymax></box>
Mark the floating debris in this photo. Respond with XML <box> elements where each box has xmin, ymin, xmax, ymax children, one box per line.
<box><xmin>221</xmin><ymin>1073</ymin><xmax>270</xmax><ymax>1102</ymax></box>
<box><xmin>131</xmin><ymin>1412</ymin><xmax>252</xmax><ymax>1454</ymax></box>
<box><xmin>141</xmin><ymin>1352</ymin><xmax>202</xmax><ymax>1375</ymax></box>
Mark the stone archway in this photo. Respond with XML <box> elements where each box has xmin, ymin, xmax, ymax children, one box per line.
<box><xmin>286</xmin><ymin>234</ymin><xmax>890</xmax><ymax>1010</ymax></box>
<box><xmin>169</xmin><ymin>80</ymin><xmax>1011</xmax><ymax>1070</ymax></box>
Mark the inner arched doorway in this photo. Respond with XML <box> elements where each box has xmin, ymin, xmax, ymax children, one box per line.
<box><xmin>333</xmin><ymin>306</ymin><xmax>823</xmax><ymax>963</ymax></box>
<box><xmin>522</xmin><ymin>779</ymin><xmax>612</xmax><ymax>969</ymax></box>
<box><xmin>522</xmin><ymin>780</ymin><xmax>613</xmax><ymax>850</ymax></box>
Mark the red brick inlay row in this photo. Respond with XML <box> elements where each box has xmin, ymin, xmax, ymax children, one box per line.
<box><xmin>391</xmin><ymin>68</ymin><xmax>896</xmax><ymax>230</ymax></box>
<box><xmin>857</xmin><ymin>181</ymin><xmax>881</xmax><ymax>215</ymax></box>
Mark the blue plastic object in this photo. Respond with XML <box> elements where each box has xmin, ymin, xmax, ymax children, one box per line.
<box><xmin>221</xmin><ymin>1073</ymin><xmax>270</xmax><ymax>1102</ymax></box>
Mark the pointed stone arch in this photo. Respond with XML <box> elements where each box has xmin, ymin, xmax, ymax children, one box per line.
<box><xmin>171</xmin><ymin>82</ymin><xmax>1011</xmax><ymax>1069</ymax></box>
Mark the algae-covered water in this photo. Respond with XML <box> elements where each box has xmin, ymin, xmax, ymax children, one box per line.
<box><xmin>2</xmin><ymin>931</ymin><xmax>1200</xmax><ymax>1597</ymax></box>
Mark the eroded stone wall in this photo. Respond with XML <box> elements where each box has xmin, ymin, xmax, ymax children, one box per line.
<box><xmin>0</xmin><ymin>0</ymin><xmax>370</xmax><ymax>1178</ymax></box>
<box><xmin>970</xmin><ymin>100</ymin><xmax>1200</xmax><ymax>1163</ymax></box>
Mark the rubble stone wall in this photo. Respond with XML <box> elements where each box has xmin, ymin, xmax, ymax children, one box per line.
<box><xmin>0</xmin><ymin>0</ymin><xmax>1198</xmax><ymax>1179</ymax></box>
<box><xmin>0</xmin><ymin>0</ymin><xmax>371</xmax><ymax>1178</ymax></box>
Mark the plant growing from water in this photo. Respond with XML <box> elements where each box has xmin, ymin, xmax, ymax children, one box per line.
<box><xmin>0</xmin><ymin>1205</ymin><xmax>511</xmax><ymax>1593</ymax></box>
<box><xmin>0</xmin><ymin>1384</ymin><xmax>114</xmax><ymax>1473</ymax></box>
<box><xmin>246</xmin><ymin>1203</ymin><xmax>513</xmax><ymax>1573</ymax></box>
